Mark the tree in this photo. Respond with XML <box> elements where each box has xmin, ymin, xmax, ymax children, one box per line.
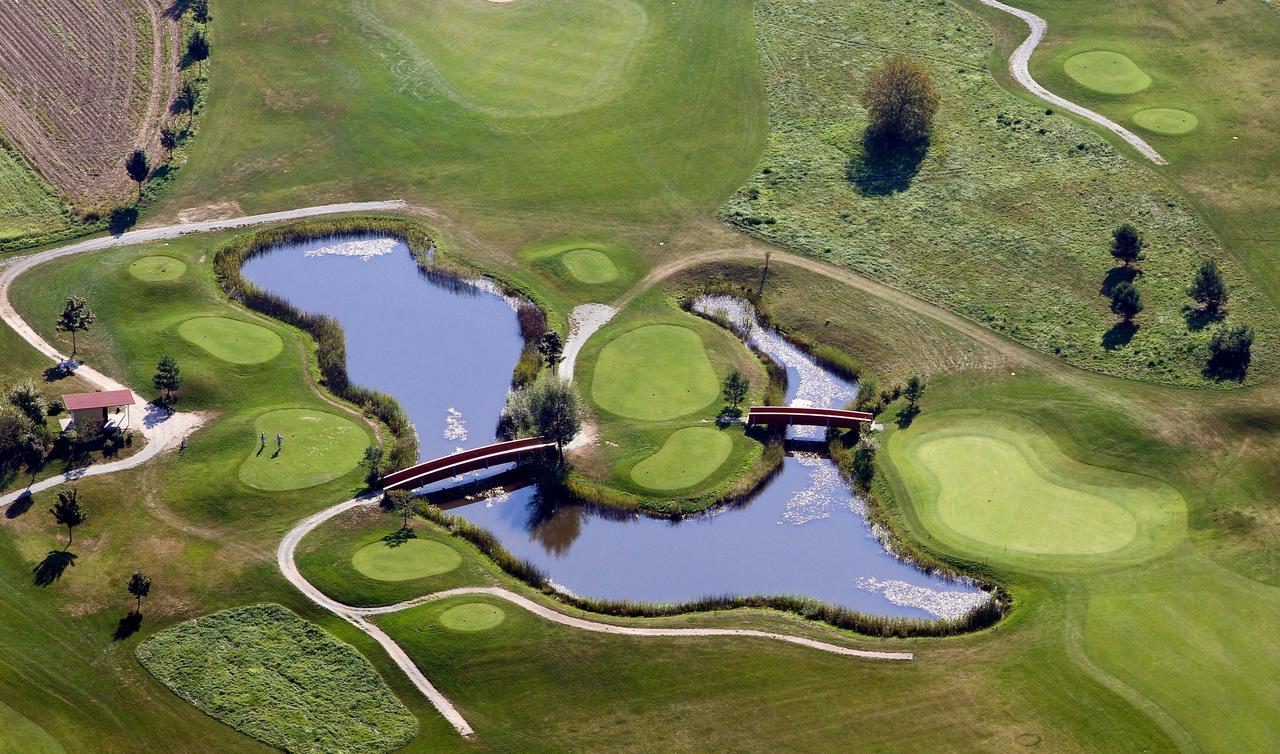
<box><xmin>174</xmin><ymin>81</ymin><xmax>197</xmax><ymax>124</ymax></box>
<box><xmin>722</xmin><ymin>370</ymin><xmax>749</xmax><ymax>408</ymax></box>
<box><xmin>54</xmin><ymin>295</ymin><xmax>96</xmax><ymax>357</ymax></box>
<box><xmin>849</xmin><ymin>436</ymin><xmax>879</xmax><ymax>490</ymax></box>
<box><xmin>536</xmin><ymin>331</ymin><xmax>563</xmax><ymax>367</ymax></box>
<box><xmin>6</xmin><ymin>379</ymin><xmax>48</xmax><ymax>425</ymax></box>
<box><xmin>1206</xmin><ymin>324</ymin><xmax>1253</xmax><ymax>382</ymax></box>
<box><xmin>362</xmin><ymin>445</ymin><xmax>385</xmax><ymax>487</ymax></box>
<box><xmin>159</xmin><ymin>124</ymin><xmax>178</xmax><ymax>158</ymax></box>
<box><xmin>385</xmin><ymin>489</ymin><xmax>416</xmax><ymax>530</ymax></box>
<box><xmin>503</xmin><ymin>376</ymin><xmax>582</xmax><ymax>460</ymax></box>
<box><xmin>50</xmin><ymin>488</ymin><xmax>86</xmax><ymax>548</ymax></box>
<box><xmin>904</xmin><ymin>375</ymin><xmax>925</xmax><ymax>408</ymax></box>
<box><xmin>192</xmin><ymin>0</ymin><xmax>210</xmax><ymax>23</ymax></box>
<box><xmin>853</xmin><ymin>378</ymin><xmax>880</xmax><ymax>415</ymax></box>
<box><xmin>1110</xmin><ymin>281</ymin><xmax>1143</xmax><ymax>322</ymax></box>
<box><xmin>1111</xmin><ymin>224</ymin><xmax>1144</xmax><ymax>268</ymax></box>
<box><xmin>1188</xmin><ymin>259</ymin><xmax>1228</xmax><ymax>314</ymax></box>
<box><xmin>152</xmin><ymin>354</ymin><xmax>182</xmax><ymax>404</ymax></box>
<box><xmin>124</xmin><ymin>149</ymin><xmax>149</xmax><ymax>200</ymax></box>
<box><xmin>18</xmin><ymin>432</ymin><xmax>47</xmax><ymax>482</ymax></box>
<box><xmin>127</xmin><ymin>571</ymin><xmax>152</xmax><ymax>613</ymax></box>
<box><xmin>860</xmin><ymin>57</ymin><xmax>940</xmax><ymax>144</ymax></box>
<box><xmin>187</xmin><ymin>31</ymin><xmax>210</xmax><ymax>74</ymax></box>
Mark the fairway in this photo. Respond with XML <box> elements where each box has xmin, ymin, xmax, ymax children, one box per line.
<box><xmin>631</xmin><ymin>427</ymin><xmax>733</xmax><ymax>490</ymax></box>
<box><xmin>1133</xmin><ymin>107</ymin><xmax>1199</xmax><ymax>135</ymax></box>
<box><xmin>1063</xmin><ymin>50</ymin><xmax>1152</xmax><ymax>94</ymax></box>
<box><xmin>362</xmin><ymin>0</ymin><xmax>648</xmax><ymax>117</ymax></box>
<box><xmin>0</xmin><ymin>702</ymin><xmax>64</xmax><ymax>754</ymax></box>
<box><xmin>439</xmin><ymin>602</ymin><xmax>506</xmax><ymax>632</ymax></box>
<box><xmin>239</xmin><ymin>408</ymin><xmax>367</xmax><ymax>490</ymax></box>
<box><xmin>128</xmin><ymin>256</ymin><xmax>187</xmax><ymax>281</ymax></box>
<box><xmin>562</xmin><ymin>248</ymin><xmax>619</xmax><ymax>284</ymax></box>
<box><xmin>351</xmin><ymin>539</ymin><xmax>462</xmax><ymax>582</ymax></box>
<box><xmin>591</xmin><ymin>324</ymin><xmax>720</xmax><ymax>420</ymax></box>
<box><xmin>887</xmin><ymin>412</ymin><xmax>1183</xmax><ymax>565</ymax></box>
<box><xmin>177</xmin><ymin>316</ymin><xmax>283</xmax><ymax>364</ymax></box>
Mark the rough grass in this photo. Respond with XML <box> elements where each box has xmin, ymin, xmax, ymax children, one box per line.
<box><xmin>721</xmin><ymin>0</ymin><xmax>1280</xmax><ymax>386</ymax></box>
<box><xmin>177</xmin><ymin>316</ymin><xmax>283</xmax><ymax>364</ymax></box>
<box><xmin>135</xmin><ymin>604</ymin><xmax>417</xmax><ymax>754</ymax></box>
<box><xmin>0</xmin><ymin>142</ymin><xmax>78</xmax><ymax>250</ymax></box>
<box><xmin>239</xmin><ymin>408</ymin><xmax>367</xmax><ymax>491</ymax></box>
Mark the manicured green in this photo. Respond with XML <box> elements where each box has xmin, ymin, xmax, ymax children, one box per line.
<box><xmin>128</xmin><ymin>256</ymin><xmax>188</xmax><ymax>281</ymax></box>
<box><xmin>889</xmin><ymin>412</ymin><xmax>1183</xmax><ymax>565</ymax></box>
<box><xmin>439</xmin><ymin>602</ymin><xmax>506</xmax><ymax>632</ymax></box>
<box><xmin>592</xmin><ymin>324</ymin><xmax>720</xmax><ymax>420</ymax></box>
<box><xmin>630</xmin><ymin>426</ymin><xmax>733</xmax><ymax>491</ymax></box>
<box><xmin>239</xmin><ymin>408</ymin><xmax>366</xmax><ymax>491</ymax></box>
<box><xmin>136</xmin><ymin>604</ymin><xmax>417</xmax><ymax>754</ymax></box>
<box><xmin>561</xmin><ymin>248</ymin><xmax>619</xmax><ymax>284</ymax></box>
<box><xmin>352</xmin><ymin>538</ymin><xmax>463</xmax><ymax>582</ymax></box>
<box><xmin>1132</xmin><ymin>107</ymin><xmax>1199</xmax><ymax>135</ymax></box>
<box><xmin>723</xmin><ymin>0</ymin><xmax>1280</xmax><ymax>385</ymax></box>
<box><xmin>1063</xmin><ymin>50</ymin><xmax>1152</xmax><ymax>94</ymax></box>
<box><xmin>177</xmin><ymin>316</ymin><xmax>283</xmax><ymax>364</ymax></box>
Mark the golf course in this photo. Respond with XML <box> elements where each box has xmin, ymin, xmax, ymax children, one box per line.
<box><xmin>0</xmin><ymin>0</ymin><xmax>1278</xmax><ymax>750</ymax></box>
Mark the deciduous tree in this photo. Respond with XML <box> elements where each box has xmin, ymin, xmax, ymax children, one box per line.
<box><xmin>187</xmin><ymin>31</ymin><xmax>210</xmax><ymax>74</ymax></box>
<box><xmin>50</xmin><ymin>488</ymin><xmax>86</xmax><ymax>548</ymax></box>
<box><xmin>904</xmin><ymin>375</ymin><xmax>925</xmax><ymax>408</ymax></box>
<box><xmin>6</xmin><ymin>379</ymin><xmax>47</xmax><ymax>425</ymax></box>
<box><xmin>54</xmin><ymin>295</ymin><xmax>96</xmax><ymax>356</ymax></box>
<box><xmin>127</xmin><ymin>571</ymin><xmax>152</xmax><ymax>613</ymax></box>
<box><xmin>1111</xmin><ymin>224</ymin><xmax>1144</xmax><ymax>267</ymax></box>
<box><xmin>160</xmin><ymin>124</ymin><xmax>178</xmax><ymax>157</ymax></box>
<box><xmin>1188</xmin><ymin>259</ymin><xmax>1228</xmax><ymax>314</ymax></box>
<box><xmin>860</xmin><ymin>57</ymin><xmax>940</xmax><ymax>144</ymax></box>
<box><xmin>1207</xmin><ymin>324</ymin><xmax>1253</xmax><ymax>382</ymax></box>
<box><xmin>722</xmin><ymin>370</ymin><xmax>749</xmax><ymax>408</ymax></box>
<box><xmin>537</xmin><ymin>331</ymin><xmax>563</xmax><ymax>367</ymax></box>
<box><xmin>503</xmin><ymin>376</ymin><xmax>581</xmax><ymax>460</ymax></box>
<box><xmin>1110</xmin><ymin>281</ymin><xmax>1143</xmax><ymax>322</ymax></box>
<box><xmin>125</xmin><ymin>149</ymin><xmax>149</xmax><ymax>200</ymax></box>
<box><xmin>362</xmin><ymin>445</ymin><xmax>385</xmax><ymax>487</ymax></box>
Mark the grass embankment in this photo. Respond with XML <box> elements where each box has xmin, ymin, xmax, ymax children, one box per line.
<box><xmin>136</xmin><ymin>604</ymin><xmax>417</xmax><ymax>754</ymax></box>
<box><xmin>722</xmin><ymin>0</ymin><xmax>1280</xmax><ymax>385</ymax></box>
<box><xmin>0</xmin><ymin>143</ymin><xmax>82</xmax><ymax>251</ymax></box>
<box><xmin>570</xmin><ymin>289</ymin><xmax>774</xmax><ymax>512</ymax></box>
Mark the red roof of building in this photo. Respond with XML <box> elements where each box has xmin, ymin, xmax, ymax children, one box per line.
<box><xmin>63</xmin><ymin>389</ymin><xmax>135</xmax><ymax>410</ymax></box>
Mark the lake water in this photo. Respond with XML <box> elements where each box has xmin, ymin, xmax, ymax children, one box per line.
<box><xmin>245</xmin><ymin>235</ymin><xmax>985</xmax><ymax>619</ymax></box>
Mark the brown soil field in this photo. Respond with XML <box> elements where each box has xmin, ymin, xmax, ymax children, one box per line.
<box><xmin>0</xmin><ymin>0</ymin><xmax>180</xmax><ymax>207</ymax></box>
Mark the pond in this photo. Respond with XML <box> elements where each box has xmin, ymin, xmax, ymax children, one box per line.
<box><xmin>244</xmin><ymin>235</ymin><xmax>985</xmax><ymax>620</ymax></box>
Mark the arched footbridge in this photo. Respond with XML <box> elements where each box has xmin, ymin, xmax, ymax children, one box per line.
<box><xmin>381</xmin><ymin>437</ymin><xmax>556</xmax><ymax>491</ymax></box>
<box><xmin>746</xmin><ymin>406</ymin><xmax>874</xmax><ymax>430</ymax></box>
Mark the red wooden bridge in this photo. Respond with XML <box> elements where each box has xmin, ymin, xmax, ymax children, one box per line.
<box><xmin>381</xmin><ymin>437</ymin><xmax>556</xmax><ymax>491</ymax></box>
<box><xmin>746</xmin><ymin>406</ymin><xmax>874</xmax><ymax>429</ymax></box>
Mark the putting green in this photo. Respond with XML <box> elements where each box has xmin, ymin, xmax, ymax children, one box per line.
<box><xmin>1063</xmin><ymin>51</ymin><xmax>1152</xmax><ymax>94</ymax></box>
<box><xmin>178</xmin><ymin>317</ymin><xmax>283</xmax><ymax>365</ymax></box>
<box><xmin>364</xmin><ymin>0</ymin><xmax>648</xmax><ymax>117</ymax></box>
<box><xmin>592</xmin><ymin>324</ymin><xmax>720</xmax><ymax>420</ymax></box>
<box><xmin>439</xmin><ymin>602</ymin><xmax>506</xmax><ymax>632</ymax></box>
<box><xmin>631</xmin><ymin>427</ymin><xmax>733</xmax><ymax>491</ymax></box>
<box><xmin>1133</xmin><ymin>108</ymin><xmax>1199</xmax><ymax>135</ymax></box>
<box><xmin>888</xmin><ymin>413</ymin><xmax>1183</xmax><ymax>565</ymax></box>
<box><xmin>351</xmin><ymin>539</ymin><xmax>462</xmax><ymax>581</ymax></box>
<box><xmin>128</xmin><ymin>255</ymin><xmax>187</xmax><ymax>281</ymax></box>
<box><xmin>238</xmin><ymin>408</ymin><xmax>367</xmax><ymax>490</ymax></box>
<box><xmin>562</xmin><ymin>248</ymin><xmax>619</xmax><ymax>284</ymax></box>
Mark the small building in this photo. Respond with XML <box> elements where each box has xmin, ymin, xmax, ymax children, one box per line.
<box><xmin>61</xmin><ymin>389</ymin><xmax>136</xmax><ymax>433</ymax></box>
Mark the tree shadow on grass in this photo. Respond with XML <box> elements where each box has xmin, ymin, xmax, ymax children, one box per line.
<box><xmin>33</xmin><ymin>550</ymin><xmax>77</xmax><ymax>586</ymax></box>
<box><xmin>1184</xmin><ymin>305</ymin><xmax>1224</xmax><ymax>332</ymax></box>
<box><xmin>1100</xmin><ymin>266</ymin><xmax>1139</xmax><ymax>297</ymax></box>
<box><xmin>4</xmin><ymin>491</ymin><xmax>34</xmax><ymax>519</ymax></box>
<box><xmin>895</xmin><ymin>404</ymin><xmax>920</xmax><ymax>429</ymax></box>
<box><xmin>1205</xmin><ymin>352</ymin><xmax>1250</xmax><ymax>383</ymax></box>
<box><xmin>846</xmin><ymin>132</ymin><xmax>928</xmax><ymax>196</ymax></box>
<box><xmin>1102</xmin><ymin>321</ymin><xmax>1138</xmax><ymax>351</ymax></box>
<box><xmin>113</xmin><ymin>611</ymin><xmax>143</xmax><ymax>641</ymax></box>
<box><xmin>108</xmin><ymin>206</ymin><xmax>138</xmax><ymax>236</ymax></box>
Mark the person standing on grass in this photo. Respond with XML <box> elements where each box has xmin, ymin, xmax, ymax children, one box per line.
<box><xmin>260</xmin><ymin>432</ymin><xmax>266</xmax><ymax>447</ymax></box>
<box><xmin>276</xmin><ymin>433</ymin><xmax>283</xmax><ymax>451</ymax></box>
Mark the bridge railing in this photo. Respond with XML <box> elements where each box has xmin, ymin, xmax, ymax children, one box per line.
<box><xmin>381</xmin><ymin>437</ymin><xmax>556</xmax><ymax>491</ymax></box>
<box><xmin>746</xmin><ymin>406</ymin><xmax>874</xmax><ymax>429</ymax></box>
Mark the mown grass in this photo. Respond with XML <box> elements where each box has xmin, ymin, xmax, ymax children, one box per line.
<box><xmin>135</xmin><ymin>603</ymin><xmax>417</xmax><ymax>754</ymax></box>
<box><xmin>721</xmin><ymin>0</ymin><xmax>1280</xmax><ymax>386</ymax></box>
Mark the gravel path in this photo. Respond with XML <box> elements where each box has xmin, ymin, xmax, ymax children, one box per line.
<box><xmin>976</xmin><ymin>0</ymin><xmax>1168</xmax><ymax>165</ymax></box>
<box><xmin>278</xmin><ymin>495</ymin><xmax>914</xmax><ymax>736</ymax></box>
